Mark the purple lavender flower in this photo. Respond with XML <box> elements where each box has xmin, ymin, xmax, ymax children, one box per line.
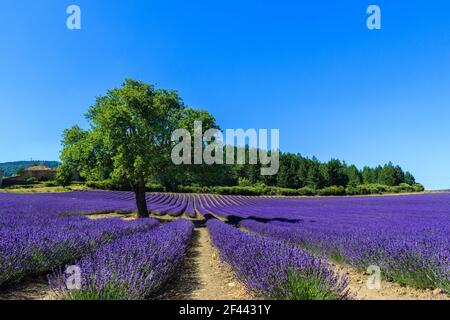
<box><xmin>207</xmin><ymin>219</ymin><xmax>350</xmax><ymax>300</ymax></box>
<box><xmin>49</xmin><ymin>219</ymin><xmax>194</xmax><ymax>300</ymax></box>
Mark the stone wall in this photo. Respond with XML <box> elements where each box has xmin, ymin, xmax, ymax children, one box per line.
<box><xmin>24</xmin><ymin>170</ymin><xmax>56</xmax><ymax>181</ymax></box>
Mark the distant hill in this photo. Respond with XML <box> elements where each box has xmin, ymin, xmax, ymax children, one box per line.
<box><xmin>0</xmin><ymin>161</ymin><xmax>60</xmax><ymax>177</ymax></box>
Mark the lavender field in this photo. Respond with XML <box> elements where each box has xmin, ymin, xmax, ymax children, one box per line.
<box><xmin>0</xmin><ymin>191</ymin><xmax>449</xmax><ymax>299</ymax></box>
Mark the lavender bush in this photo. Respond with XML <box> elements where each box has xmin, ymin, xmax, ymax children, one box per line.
<box><xmin>0</xmin><ymin>192</ymin><xmax>158</xmax><ymax>287</ymax></box>
<box><xmin>207</xmin><ymin>219</ymin><xmax>351</xmax><ymax>300</ymax></box>
<box><xmin>198</xmin><ymin>192</ymin><xmax>449</xmax><ymax>293</ymax></box>
<box><xmin>49</xmin><ymin>219</ymin><xmax>194</xmax><ymax>300</ymax></box>
<box><xmin>241</xmin><ymin>219</ymin><xmax>450</xmax><ymax>293</ymax></box>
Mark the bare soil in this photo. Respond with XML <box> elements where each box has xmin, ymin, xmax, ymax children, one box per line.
<box><xmin>87</xmin><ymin>212</ymin><xmax>132</xmax><ymax>220</ymax></box>
<box><xmin>334</xmin><ymin>264</ymin><xmax>449</xmax><ymax>300</ymax></box>
<box><xmin>0</xmin><ymin>276</ymin><xmax>53</xmax><ymax>300</ymax></box>
<box><xmin>87</xmin><ymin>212</ymin><xmax>204</xmax><ymax>223</ymax></box>
<box><xmin>161</xmin><ymin>227</ymin><xmax>250</xmax><ymax>300</ymax></box>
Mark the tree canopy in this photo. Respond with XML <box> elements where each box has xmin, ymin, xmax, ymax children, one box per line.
<box><xmin>58</xmin><ymin>79</ymin><xmax>217</xmax><ymax>217</ymax></box>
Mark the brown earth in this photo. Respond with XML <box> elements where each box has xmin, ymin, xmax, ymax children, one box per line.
<box><xmin>334</xmin><ymin>264</ymin><xmax>449</xmax><ymax>300</ymax></box>
<box><xmin>0</xmin><ymin>276</ymin><xmax>53</xmax><ymax>300</ymax></box>
<box><xmin>161</xmin><ymin>226</ymin><xmax>250</xmax><ymax>300</ymax></box>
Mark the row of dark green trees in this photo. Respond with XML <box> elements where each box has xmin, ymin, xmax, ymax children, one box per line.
<box><xmin>225</xmin><ymin>154</ymin><xmax>416</xmax><ymax>189</ymax></box>
<box><xmin>82</xmin><ymin>150</ymin><xmax>423</xmax><ymax>197</ymax></box>
<box><xmin>133</xmin><ymin>149</ymin><xmax>416</xmax><ymax>190</ymax></box>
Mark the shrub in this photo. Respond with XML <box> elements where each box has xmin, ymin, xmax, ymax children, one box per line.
<box><xmin>86</xmin><ymin>179</ymin><xmax>155</xmax><ymax>191</ymax></box>
<box><xmin>317</xmin><ymin>186</ymin><xmax>346</xmax><ymax>196</ymax></box>
<box><xmin>213</xmin><ymin>186</ymin><xmax>265</xmax><ymax>196</ymax></box>
<box><xmin>412</xmin><ymin>184</ymin><xmax>425</xmax><ymax>192</ymax></box>
<box><xmin>145</xmin><ymin>183</ymin><xmax>165</xmax><ymax>192</ymax></box>
<box><xmin>348</xmin><ymin>184</ymin><xmax>388</xmax><ymax>195</ymax></box>
<box><xmin>277</xmin><ymin>188</ymin><xmax>302</xmax><ymax>196</ymax></box>
<box><xmin>87</xmin><ymin>181</ymin><xmax>424</xmax><ymax>196</ymax></box>
<box><xmin>176</xmin><ymin>185</ymin><xmax>204</xmax><ymax>193</ymax></box>
<box><xmin>298</xmin><ymin>187</ymin><xmax>316</xmax><ymax>196</ymax></box>
<box><xmin>55</xmin><ymin>165</ymin><xmax>73</xmax><ymax>186</ymax></box>
<box><xmin>345</xmin><ymin>185</ymin><xmax>358</xmax><ymax>195</ymax></box>
<box><xmin>26</xmin><ymin>177</ymin><xmax>39</xmax><ymax>184</ymax></box>
<box><xmin>390</xmin><ymin>183</ymin><xmax>415</xmax><ymax>193</ymax></box>
<box><xmin>238</xmin><ymin>177</ymin><xmax>252</xmax><ymax>187</ymax></box>
<box><xmin>86</xmin><ymin>180</ymin><xmax>115</xmax><ymax>190</ymax></box>
<box><xmin>43</xmin><ymin>181</ymin><xmax>59</xmax><ymax>187</ymax></box>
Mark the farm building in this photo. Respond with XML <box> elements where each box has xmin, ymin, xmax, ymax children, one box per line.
<box><xmin>21</xmin><ymin>165</ymin><xmax>56</xmax><ymax>181</ymax></box>
<box><xmin>1</xmin><ymin>165</ymin><xmax>56</xmax><ymax>186</ymax></box>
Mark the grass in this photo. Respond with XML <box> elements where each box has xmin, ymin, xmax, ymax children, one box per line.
<box><xmin>54</xmin><ymin>280</ymin><xmax>136</xmax><ymax>300</ymax></box>
<box><xmin>380</xmin><ymin>256</ymin><xmax>448</xmax><ymax>293</ymax></box>
<box><xmin>274</xmin><ymin>270</ymin><xmax>348</xmax><ymax>300</ymax></box>
<box><xmin>0</xmin><ymin>184</ymin><xmax>88</xmax><ymax>194</ymax></box>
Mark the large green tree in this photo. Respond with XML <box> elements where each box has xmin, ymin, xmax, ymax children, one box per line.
<box><xmin>59</xmin><ymin>80</ymin><xmax>182</xmax><ymax>217</ymax></box>
<box><xmin>59</xmin><ymin>79</ymin><xmax>220</xmax><ymax>217</ymax></box>
<box><xmin>88</xmin><ymin>79</ymin><xmax>187</xmax><ymax>217</ymax></box>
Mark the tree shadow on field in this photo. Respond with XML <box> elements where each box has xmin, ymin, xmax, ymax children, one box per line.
<box><xmin>158</xmin><ymin>228</ymin><xmax>203</xmax><ymax>300</ymax></box>
<box><xmin>226</xmin><ymin>215</ymin><xmax>303</xmax><ymax>226</ymax></box>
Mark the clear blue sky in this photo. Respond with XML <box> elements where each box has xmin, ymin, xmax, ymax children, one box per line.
<box><xmin>1</xmin><ymin>1</ymin><xmax>449</xmax><ymax>189</ymax></box>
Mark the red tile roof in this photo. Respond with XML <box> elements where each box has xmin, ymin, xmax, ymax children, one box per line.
<box><xmin>25</xmin><ymin>165</ymin><xmax>55</xmax><ymax>172</ymax></box>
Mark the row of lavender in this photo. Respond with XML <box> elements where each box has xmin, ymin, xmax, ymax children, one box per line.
<box><xmin>214</xmin><ymin>194</ymin><xmax>450</xmax><ymax>293</ymax></box>
<box><xmin>50</xmin><ymin>219</ymin><xmax>193</xmax><ymax>300</ymax></box>
<box><xmin>35</xmin><ymin>190</ymin><xmax>265</xmax><ymax>219</ymax></box>
<box><xmin>0</xmin><ymin>190</ymin><xmax>265</xmax><ymax>221</ymax></box>
<box><xmin>0</xmin><ymin>192</ymin><xmax>194</xmax><ymax>299</ymax></box>
<box><xmin>207</xmin><ymin>219</ymin><xmax>351</xmax><ymax>299</ymax></box>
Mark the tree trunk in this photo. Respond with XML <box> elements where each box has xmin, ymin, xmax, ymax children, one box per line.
<box><xmin>134</xmin><ymin>177</ymin><xmax>149</xmax><ymax>218</ymax></box>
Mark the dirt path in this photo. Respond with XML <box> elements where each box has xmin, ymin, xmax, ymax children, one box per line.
<box><xmin>0</xmin><ymin>276</ymin><xmax>53</xmax><ymax>300</ymax></box>
<box><xmin>334</xmin><ymin>264</ymin><xmax>449</xmax><ymax>300</ymax></box>
<box><xmin>162</xmin><ymin>226</ymin><xmax>250</xmax><ymax>300</ymax></box>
